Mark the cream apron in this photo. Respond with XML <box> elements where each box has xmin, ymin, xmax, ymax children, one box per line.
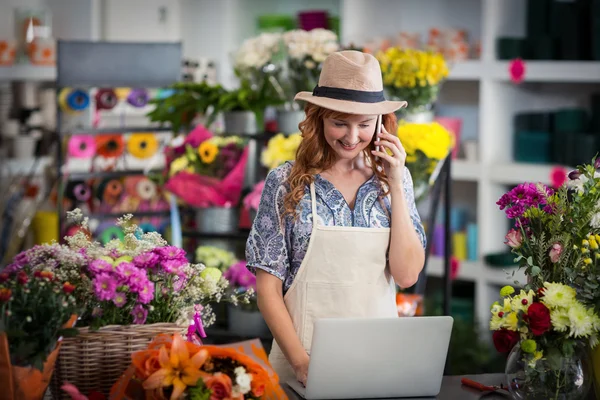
<box><xmin>268</xmin><ymin>182</ymin><xmax>398</xmax><ymax>384</ymax></box>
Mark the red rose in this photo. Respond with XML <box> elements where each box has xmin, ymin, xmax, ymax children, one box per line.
<box><xmin>492</xmin><ymin>329</ymin><xmax>519</xmax><ymax>353</ymax></box>
<box><xmin>205</xmin><ymin>373</ymin><xmax>233</xmax><ymax>400</ymax></box>
<box><xmin>526</xmin><ymin>302</ymin><xmax>551</xmax><ymax>336</ymax></box>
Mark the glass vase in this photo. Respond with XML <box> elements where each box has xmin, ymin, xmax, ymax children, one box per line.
<box><xmin>505</xmin><ymin>342</ymin><xmax>593</xmax><ymax>400</ymax></box>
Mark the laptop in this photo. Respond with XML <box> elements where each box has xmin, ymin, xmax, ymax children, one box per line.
<box><xmin>286</xmin><ymin>316</ymin><xmax>453</xmax><ymax>399</ymax></box>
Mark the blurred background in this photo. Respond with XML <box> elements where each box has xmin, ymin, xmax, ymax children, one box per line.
<box><xmin>0</xmin><ymin>0</ymin><xmax>599</xmax><ymax>375</ymax></box>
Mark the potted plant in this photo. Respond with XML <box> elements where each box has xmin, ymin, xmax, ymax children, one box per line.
<box><xmin>376</xmin><ymin>47</ymin><xmax>449</xmax><ymax>122</ymax></box>
<box><xmin>224</xmin><ymin>260</ymin><xmax>269</xmax><ymax>338</ymax></box>
<box><xmin>279</xmin><ymin>28</ymin><xmax>339</xmax><ymax>133</ymax></box>
<box><xmin>146</xmin><ymin>81</ymin><xmax>226</xmax><ymax>133</ymax></box>
<box><xmin>0</xmin><ymin>256</ymin><xmax>80</xmax><ymax>400</ymax></box>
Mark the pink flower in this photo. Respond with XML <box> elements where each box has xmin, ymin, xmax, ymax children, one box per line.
<box><xmin>243</xmin><ymin>180</ymin><xmax>266</xmax><ymax>211</ymax></box>
<box><xmin>131</xmin><ymin>304</ymin><xmax>148</xmax><ymax>324</ymax></box>
<box><xmin>224</xmin><ymin>261</ymin><xmax>256</xmax><ymax>290</ymax></box>
<box><xmin>155</xmin><ymin>246</ymin><xmax>187</xmax><ymax>263</ymax></box>
<box><xmin>137</xmin><ymin>282</ymin><xmax>155</xmax><ymax>304</ymax></box>
<box><xmin>116</xmin><ymin>262</ymin><xmax>139</xmax><ymax>282</ymax></box>
<box><xmin>549</xmin><ymin>242</ymin><xmax>562</xmax><ymax>263</ymax></box>
<box><xmin>504</xmin><ymin>229</ymin><xmax>523</xmax><ymax>248</ymax></box>
<box><xmin>133</xmin><ymin>252</ymin><xmax>159</xmax><ymax>269</ymax></box>
<box><xmin>128</xmin><ymin>270</ymin><xmax>149</xmax><ymax>291</ymax></box>
<box><xmin>89</xmin><ymin>259</ymin><xmax>113</xmax><ymax>274</ymax></box>
<box><xmin>162</xmin><ymin>259</ymin><xmax>186</xmax><ymax>274</ymax></box>
<box><xmin>93</xmin><ymin>273</ymin><xmax>117</xmax><ymax>301</ymax></box>
<box><xmin>61</xmin><ymin>382</ymin><xmax>88</xmax><ymax>400</ymax></box>
<box><xmin>113</xmin><ymin>292</ymin><xmax>127</xmax><ymax>308</ymax></box>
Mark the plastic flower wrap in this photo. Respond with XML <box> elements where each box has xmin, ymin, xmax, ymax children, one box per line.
<box><xmin>164</xmin><ymin>125</ymin><xmax>248</xmax><ymax>208</ymax></box>
<box><xmin>376</xmin><ymin>47</ymin><xmax>449</xmax><ymax>110</ymax></box>
<box><xmin>396</xmin><ymin>121</ymin><xmax>454</xmax><ymax>202</ymax></box>
<box><xmin>282</xmin><ymin>29</ymin><xmax>339</xmax><ymax>103</ymax></box>
<box><xmin>110</xmin><ymin>333</ymin><xmax>288</xmax><ymax>399</ymax></box>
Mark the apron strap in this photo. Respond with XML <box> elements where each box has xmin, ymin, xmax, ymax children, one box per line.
<box><xmin>310</xmin><ymin>182</ymin><xmax>318</xmax><ymax>226</ymax></box>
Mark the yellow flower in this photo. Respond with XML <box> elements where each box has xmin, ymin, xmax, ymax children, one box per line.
<box><xmin>528</xmin><ymin>351</ymin><xmax>544</xmax><ymax>368</ymax></box>
<box><xmin>584</xmin><ymin>258</ymin><xmax>593</xmax><ymax>265</ymax></box>
<box><xmin>550</xmin><ymin>307</ymin><xmax>570</xmax><ymax>332</ymax></box>
<box><xmin>169</xmin><ymin>156</ymin><xmax>189</xmax><ymax>177</ymax></box>
<box><xmin>198</xmin><ymin>141</ymin><xmax>219</xmax><ymax>164</ymax></box>
<box><xmin>397</xmin><ymin>121</ymin><xmax>454</xmax><ymax>161</ymax></box>
<box><xmin>521</xmin><ymin>339</ymin><xmax>537</xmax><ymax>353</ymax></box>
<box><xmin>590</xmin><ymin>238</ymin><xmax>598</xmax><ymax>250</ymax></box>
<box><xmin>500</xmin><ymin>285</ymin><xmax>515</xmax><ymax>297</ymax></box>
<box><xmin>143</xmin><ymin>333</ymin><xmax>209</xmax><ymax>400</ymax></box>
<box><xmin>502</xmin><ymin>312</ymin><xmax>519</xmax><ymax>331</ymax></box>
<box><xmin>127</xmin><ymin>133</ymin><xmax>159</xmax><ymax>159</ymax></box>
<box><xmin>511</xmin><ymin>289</ymin><xmax>535</xmax><ymax>312</ymax></box>
<box><xmin>540</xmin><ymin>282</ymin><xmax>576</xmax><ymax>309</ymax></box>
<box><xmin>261</xmin><ymin>133</ymin><xmax>302</xmax><ymax>170</ymax></box>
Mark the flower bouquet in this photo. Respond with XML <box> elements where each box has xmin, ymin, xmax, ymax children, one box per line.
<box><xmin>396</xmin><ymin>121</ymin><xmax>454</xmax><ymax>203</ymax></box>
<box><xmin>0</xmin><ymin>264</ymin><xmax>79</xmax><ymax>400</ymax></box>
<box><xmin>109</xmin><ymin>333</ymin><xmax>288</xmax><ymax>399</ymax></box>
<box><xmin>164</xmin><ymin>125</ymin><xmax>248</xmax><ymax>208</ymax></box>
<box><xmin>281</xmin><ymin>29</ymin><xmax>339</xmax><ymax>108</ymax></box>
<box><xmin>195</xmin><ymin>246</ymin><xmax>237</xmax><ymax>272</ymax></box>
<box><xmin>490</xmin><ymin>283</ymin><xmax>598</xmax><ymax>399</ymax></box>
<box><xmin>376</xmin><ymin>47</ymin><xmax>449</xmax><ymax>116</ymax></box>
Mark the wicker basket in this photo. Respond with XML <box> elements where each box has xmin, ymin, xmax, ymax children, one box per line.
<box><xmin>50</xmin><ymin>323</ymin><xmax>185</xmax><ymax>399</ymax></box>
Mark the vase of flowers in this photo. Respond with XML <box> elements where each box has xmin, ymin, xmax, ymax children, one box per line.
<box><xmin>396</xmin><ymin>121</ymin><xmax>454</xmax><ymax>203</ymax></box>
<box><xmin>224</xmin><ymin>260</ymin><xmax>269</xmax><ymax>339</ymax></box>
<box><xmin>31</xmin><ymin>209</ymin><xmax>246</xmax><ymax>399</ymax></box>
<box><xmin>107</xmin><ymin>332</ymin><xmax>288</xmax><ymax>399</ymax></box>
<box><xmin>494</xmin><ymin>157</ymin><xmax>600</xmax><ymax>399</ymax></box>
<box><xmin>490</xmin><ymin>284</ymin><xmax>595</xmax><ymax>400</ymax></box>
<box><xmin>376</xmin><ymin>47</ymin><xmax>449</xmax><ymax>121</ymax></box>
<box><xmin>0</xmin><ymin>263</ymin><xmax>79</xmax><ymax>400</ymax></box>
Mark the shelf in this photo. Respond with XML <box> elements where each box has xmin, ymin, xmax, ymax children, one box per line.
<box><xmin>489</xmin><ymin>162</ymin><xmax>572</xmax><ymax>186</ymax></box>
<box><xmin>451</xmin><ymin>159</ymin><xmax>481</xmax><ymax>182</ymax></box>
<box><xmin>426</xmin><ymin>256</ymin><xmax>479</xmax><ymax>282</ymax></box>
<box><xmin>426</xmin><ymin>256</ymin><xmax>526</xmax><ymax>286</ymax></box>
<box><xmin>0</xmin><ymin>65</ymin><xmax>56</xmax><ymax>82</ymax></box>
<box><xmin>64</xmin><ymin>169</ymin><xmax>163</xmax><ymax>181</ymax></box>
<box><xmin>60</xmin><ymin>126</ymin><xmax>175</xmax><ymax>136</ymax></box>
<box><xmin>446</xmin><ymin>60</ymin><xmax>482</xmax><ymax>81</ymax></box>
<box><xmin>1</xmin><ymin>156</ymin><xmax>53</xmax><ymax>176</ymax></box>
<box><xmin>490</xmin><ymin>61</ymin><xmax>600</xmax><ymax>83</ymax></box>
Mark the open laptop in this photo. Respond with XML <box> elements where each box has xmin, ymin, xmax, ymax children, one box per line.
<box><xmin>287</xmin><ymin>316</ymin><xmax>453</xmax><ymax>399</ymax></box>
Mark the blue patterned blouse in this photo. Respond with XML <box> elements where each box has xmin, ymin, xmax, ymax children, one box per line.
<box><xmin>245</xmin><ymin>162</ymin><xmax>427</xmax><ymax>293</ymax></box>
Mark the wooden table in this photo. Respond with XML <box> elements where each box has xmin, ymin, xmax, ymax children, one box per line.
<box><xmin>283</xmin><ymin>373</ymin><xmax>597</xmax><ymax>399</ymax></box>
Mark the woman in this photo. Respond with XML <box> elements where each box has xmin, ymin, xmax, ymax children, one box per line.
<box><xmin>245</xmin><ymin>50</ymin><xmax>427</xmax><ymax>386</ymax></box>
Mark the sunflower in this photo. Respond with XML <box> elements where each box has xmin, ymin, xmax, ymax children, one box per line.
<box><xmin>127</xmin><ymin>133</ymin><xmax>159</xmax><ymax>159</ymax></box>
<box><xmin>96</xmin><ymin>134</ymin><xmax>125</xmax><ymax>158</ymax></box>
<box><xmin>198</xmin><ymin>141</ymin><xmax>219</xmax><ymax>164</ymax></box>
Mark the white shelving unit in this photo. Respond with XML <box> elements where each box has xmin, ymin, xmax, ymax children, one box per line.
<box><xmin>178</xmin><ymin>0</ymin><xmax>600</xmax><ymax>336</ymax></box>
<box><xmin>0</xmin><ymin>65</ymin><xmax>56</xmax><ymax>82</ymax></box>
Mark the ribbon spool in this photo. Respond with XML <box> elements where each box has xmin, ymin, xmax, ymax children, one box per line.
<box><xmin>99</xmin><ymin>225</ymin><xmax>125</xmax><ymax>244</ymax></box>
<box><xmin>58</xmin><ymin>88</ymin><xmax>90</xmax><ymax>113</ymax></box>
<box><xmin>97</xmin><ymin>178</ymin><xmax>123</xmax><ymax>206</ymax></box>
<box><xmin>139</xmin><ymin>222</ymin><xmax>157</xmax><ymax>234</ymax></box>
<box><xmin>95</xmin><ymin>88</ymin><xmax>118</xmax><ymax>111</ymax></box>
<box><xmin>114</xmin><ymin>87</ymin><xmax>131</xmax><ymax>100</ymax></box>
<box><xmin>127</xmin><ymin>133</ymin><xmax>159</xmax><ymax>159</ymax></box>
<box><xmin>136</xmin><ymin>178</ymin><xmax>157</xmax><ymax>201</ymax></box>
<box><xmin>126</xmin><ymin>88</ymin><xmax>149</xmax><ymax>108</ymax></box>
<box><xmin>73</xmin><ymin>182</ymin><xmax>91</xmax><ymax>202</ymax></box>
<box><xmin>95</xmin><ymin>134</ymin><xmax>125</xmax><ymax>158</ymax></box>
<box><xmin>67</xmin><ymin>135</ymin><xmax>96</xmax><ymax>158</ymax></box>
<box><xmin>124</xmin><ymin>176</ymin><xmax>144</xmax><ymax>197</ymax></box>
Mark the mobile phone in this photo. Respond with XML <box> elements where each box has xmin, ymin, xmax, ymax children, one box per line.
<box><xmin>374</xmin><ymin>115</ymin><xmax>382</xmax><ymax>160</ymax></box>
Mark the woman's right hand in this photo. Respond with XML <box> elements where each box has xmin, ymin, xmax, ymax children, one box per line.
<box><xmin>293</xmin><ymin>353</ymin><xmax>310</xmax><ymax>386</ymax></box>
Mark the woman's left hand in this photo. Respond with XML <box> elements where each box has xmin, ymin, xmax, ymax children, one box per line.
<box><xmin>371</xmin><ymin>124</ymin><xmax>406</xmax><ymax>190</ymax></box>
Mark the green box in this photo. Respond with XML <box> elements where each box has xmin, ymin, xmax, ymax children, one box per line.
<box><xmin>526</xmin><ymin>36</ymin><xmax>557</xmax><ymax>59</ymax></box>
<box><xmin>554</xmin><ymin>108</ymin><xmax>589</xmax><ymax>133</ymax></box>
<box><xmin>514</xmin><ymin>111</ymin><xmax>553</xmax><ymax>131</ymax></box>
<box><xmin>497</xmin><ymin>37</ymin><xmax>528</xmax><ymax>60</ymax></box>
<box><xmin>567</xmin><ymin>133</ymin><xmax>598</xmax><ymax>166</ymax></box>
<box><xmin>514</xmin><ymin>130</ymin><xmax>552</xmax><ymax>163</ymax></box>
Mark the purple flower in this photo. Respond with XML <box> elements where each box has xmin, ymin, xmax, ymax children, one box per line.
<box><xmin>224</xmin><ymin>261</ymin><xmax>256</xmax><ymax>290</ymax></box>
<box><xmin>137</xmin><ymin>282</ymin><xmax>155</xmax><ymax>304</ymax></box>
<box><xmin>162</xmin><ymin>259</ymin><xmax>186</xmax><ymax>274</ymax></box>
<box><xmin>4</xmin><ymin>263</ymin><xmax>23</xmax><ymax>273</ymax></box>
<box><xmin>595</xmin><ymin>158</ymin><xmax>600</xmax><ymax>170</ymax></box>
<box><xmin>93</xmin><ymin>273</ymin><xmax>117</xmax><ymax>301</ymax></box>
<box><xmin>113</xmin><ymin>292</ymin><xmax>127</xmax><ymax>307</ymax></box>
<box><xmin>569</xmin><ymin>170</ymin><xmax>581</xmax><ymax>180</ymax></box>
<box><xmin>116</xmin><ymin>262</ymin><xmax>140</xmax><ymax>282</ymax></box>
<box><xmin>13</xmin><ymin>251</ymin><xmax>29</xmax><ymax>267</ymax></box>
<box><xmin>131</xmin><ymin>305</ymin><xmax>148</xmax><ymax>324</ymax></box>
<box><xmin>155</xmin><ymin>246</ymin><xmax>187</xmax><ymax>263</ymax></box>
<box><xmin>89</xmin><ymin>259</ymin><xmax>113</xmax><ymax>274</ymax></box>
<box><xmin>133</xmin><ymin>252</ymin><xmax>159</xmax><ymax>269</ymax></box>
<box><xmin>506</xmin><ymin>204</ymin><xmax>525</xmax><ymax>219</ymax></box>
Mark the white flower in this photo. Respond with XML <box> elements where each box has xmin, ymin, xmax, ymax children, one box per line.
<box><xmin>568</xmin><ymin>303</ymin><xmax>594</xmax><ymax>338</ymax></box>
<box><xmin>550</xmin><ymin>307</ymin><xmax>570</xmax><ymax>332</ymax></box>
<box><xmin>540</xmin><ymin>282</ymin><xmax>577</xmax><ymax>309</ymax></box>
<box><xmin>591</xmin><ymin>213</ymin><xmax>600</xmax><ymax>229</ymax></box>
<box><xmin>234</xmin><ymin>366</ymin><xmax>253</xmax><ymax>394</ymax></box>
<box><xmin>567</xmin><ymin>174</ymin><xmax>588</xmax><ymax>194</ymax></box>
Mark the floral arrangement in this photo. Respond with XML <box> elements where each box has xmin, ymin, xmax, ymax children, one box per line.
<box><xmin>260</xmin><ymin>132</ymin><xmax>302</xmax><ymax>171</ymax></box>
<box><xmin>224</xmin><ymin>261</ymin><xmax>257</xmax><ymax>312</ymax></box>
<box><xmin>0</xmin><ymin>265</ymin><xmax>79</xmax><ymax>370</ymax></box>
<box><xmin>195</xmin><ymin>246</ymin><xmax>237</xmax><ymax>272</ymax></box>
<box><xmin>110</xmin><ymin>333</ymin><xmax>278</xmax><ymax>400</ymax></box>
<box><xmin>490</xmin><ymin>283</ymin><xmax>599</xmax><ymax>397</ymax></box>
<box><xmin>376</xmin><ymin>47</ymin><xmax>449</xmax><ymax>111</ymax></box>
<box><xmin>493</xmin><ymin>157</ymin><xmax>600</xmax><ymax>398</ymax></box>
<box><xmin>164</xmin><ymin>125</ymin><xmax>248</xmax><ymax>208</ymax></box>
<box><xmin>281</xmin><ymin>29</ymin><xmax>339</xmax><ymax>105</ymax></box>
<box><xmin>396</xmin><ymin>121</ymin><xmax>454</xmax><ymax>202</ymax></box>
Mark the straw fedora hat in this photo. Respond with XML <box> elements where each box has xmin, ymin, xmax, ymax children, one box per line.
<box><xmin>294</xmin><ymin>50</ymin><xmax>407</xmax><ymax>115</ymax></box>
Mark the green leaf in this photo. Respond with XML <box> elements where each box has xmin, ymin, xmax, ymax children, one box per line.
<box><xmin>527</xmin><ymin>256</ymin><xmax>534</xmax><ymax>266</ymax></box>
<box><xmin>545</xmin><ymin>347</ymin><xmax>563</xmax><ymax>370</ymax></box>
<box><xmin>531</xmin><ymin>266</ymin><xmax>542</xmax><ymax>276</ymax></box>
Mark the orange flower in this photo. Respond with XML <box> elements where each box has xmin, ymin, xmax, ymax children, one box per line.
<box><xmin>204</xmin><ymin>373</ymin><xmax>233</xmax><ymax>400</ymax></box>
<box><xmin>132</xmin><ymin>349</ymin><xmax>161</xmax><ymax>380</ymax></box>
<box><xmin>143</xmin><ymin>333</ymin><xmax>209</xmax><ymax>400</ymax></box>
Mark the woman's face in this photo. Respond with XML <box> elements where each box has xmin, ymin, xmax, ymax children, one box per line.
<box><xmin>323</xmin><ymin>114</ymin><xmax>378</xmax><ymax>160</ymax></box>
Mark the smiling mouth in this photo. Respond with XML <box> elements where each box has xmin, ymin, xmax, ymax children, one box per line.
<box><xmin>339</xmin><ymin>140</ymin><xmax>360</xmax><ymax>149</ymax></box>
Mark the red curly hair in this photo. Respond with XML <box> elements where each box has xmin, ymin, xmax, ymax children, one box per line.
<box><xmin>283</xmin><ymin>103</ymin><xmax>398</xmax><ymax>218</ymax></box>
